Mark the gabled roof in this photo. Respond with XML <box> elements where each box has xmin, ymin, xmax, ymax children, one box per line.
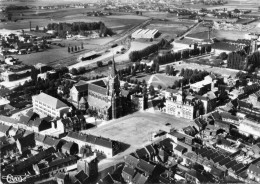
<box><xmin>35</xmin><ymin>133</ymin><xmax>46</xmax><ymax>143</ymax></box>
<box><xmin>136</xmin><ymin>159</ymin><xmax>156</xmax><ymax>175</ymax></box>
<box><xmin>0</xmin><ymin>115</ymin><xmax>19</xmax><ymax>124</ymax></box>
<box><xmin>88</xmin><ymin>81</ymin><xmax>107</xmax><ymax>95</ymax></box>
<box><xmin>75</xmin><ymin>170</ymin><xmax>89</xmax><ymax>183</ymax></box>
<box><xmin>132</xmin><ymin>172</ymin><xmax>148</xmax><ymax>184</ymax></box>
<box><xmin>211</xmin><ymin>111</ymin><xmax>222</xmax><ymax>120</ymax></box>
<box><xmin>43</xmin><ymin>136</ymin><xmax>60</xmax><ymax>148</ymax></box>
<box><xmin>74</xmin><ymin>80</ymin><xmax>88</xmax><ymax>93</ymax></box>
<box><xmin>0</xmin><ymin>123</ymin><xmax>11</xmax><ymax>134</ymax></box>
<box><xmin>145</xmin><ymin>145</ymin><xmax>156</xmax><ymax>156</ymax></box>
<box><xmin>33</xmin><ymin>92</ymin><xmax>68</xmax><ymax>109</ymax></box>
<box><xmin>135</xmin><ymin>148</ymin><xmax>149</xmax><ymax>159</ymax></box>
<box><xmin>124</xmin><ymin>154</ymin><xmax>139</xmax><ymax>168</ymax></box>
<box><xmin>122</xmin><ymin>166</ymin><xmax>136</xmax><ymax>177</ymax></box>
<box><xmin>99</xmin><ymin>173</ymin><xmax>114</xmax><ymax>184</ymax></box>
<box><xmin>62</xmin><ymin>141</ymin><xmax>75</xmax><ymax>151</ymax></box>
<box><xmin>225</xmin><ymin>160</ymin><xmax>237</xmax><ymax>169</ymax></box>
<box><xmin>220</xmin><ymin>112</ymin><xmax>239</xmax><ymax>121</ymax></box>
<box><xmin>48</xmin><ymin>155</ymin><xmax>77</xmax><ymax>168</ymax></box>
<box><xmin>174</xmin><ymin>144</ymin><xmax>187</xmax><ymax>152</ymax></box>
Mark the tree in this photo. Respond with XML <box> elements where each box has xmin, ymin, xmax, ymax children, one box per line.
<box><xmin>68</xmin><ymin>47</ymin><xmax>71</xmax><ymax>53</ymax></box>
<box><xmin>155</xmin><ymin>63</ymin><xmax>160</xmax><ymax>73</ymax></box>
<box><xmin>218</xmin><ymin>52</ymin><xmax>228</xmax><ymax>60</ymax></box>
<box><xmin>149</xmin><ymin>85</ymin><xmax>155</xmax><ymax>96</ymax></box>
<box><xmin>158</xmin><ymin>85</ymin><xmax>162</xmax><ymax>90</ymax></box>
<box><xmin>169</xmin><ymin>66</ymin><xmax>174</xmax><ymax>76</ymax></box>
<box><xmin>124</xmin><ymin>82</ymin><xmax>129</xmax><ymax>90</ymax></box>
<box><xmin>206</xmin><ymin>45</ymin><xmax>212</xmax><ymax>53</ymax></box>
<box><xmin>144</xmin><ymin>65</ymin><xmax>149</xmax><ymax>73</ymax></box>
<box><xmin>36</xmin><ymin>25</ymin><xmax>39</xmax><ymax>31</ymax></box>
<box><xmin>81</xmin><ymin>42</ymin><xmax>84</xmax><ymax>49</ymax></box>
<box><xmin>131</xmin><ymin>69</ymin><xmax>136</xmax><ymax>76</ymax></box>
<box><xmin>71</xmin><ymin>47</ymin><xmax>74</xmax><ymax>52</ymax></box>
<box><xmin>78</xmin><ymin>67</ymin><xmax>86</xmax><ymax>74</ymax></box>
<box><xmin>74</xmin><ymin>46</ymin><xmax>77</xmax><ymax>52</ymax></box>
<box><xmin>97</xmin><ymin>61</ymin><xmax>103</xmax><ymax>67</ymax></box>
<box><xmin>70</xmin><ymin>68</ymin><xmax>78</xmax><ymax>75</ymax></box>
<box><xmin>165</xmin><ymin>65</ymin><xmax>170</xmax><ymax>75</ymax></box>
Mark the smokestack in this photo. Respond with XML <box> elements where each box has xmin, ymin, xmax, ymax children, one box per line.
<box><xmin>29</xmin><ymin>21</ymin><xmax>31</xmax><ymax>31</ymax></box>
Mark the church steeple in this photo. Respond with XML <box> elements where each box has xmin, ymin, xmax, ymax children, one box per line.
<box><xmin>111</xmin><ymin>55</ymin><xmax>117</xmax><ymax>78</ymax></box>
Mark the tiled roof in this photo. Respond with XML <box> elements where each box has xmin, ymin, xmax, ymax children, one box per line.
<box><xmin>225</xmin><ymin>160</ymin><xmax>237</xmax><ymax>169</ymax></box>
<box><xmin>33</xmin><ymin>92</ymin><xmax>68</xmax><ymax>109</ymax></box>
<box><xmin>0</xmin><ymin>115</ymin><xmax>19</xmax><ymax>124</ymax></box>
<box><xmin>123</xmin><ymin>166</ymin><xmax>136</xmax><ymax>177</ymax></box>
<box><xmin>0</xmin><ymin>123</ymin><xmax>11</xmax><ymax>133</ymax></box>
<box><xmin>35</xmin><ymin>133</ymin><xmax>46</xmax><ymax>143</ymax></box>
<box><xmin>145</xmin><ymin>145</ymin><xmax>156</xmax><ymax>156</ymax></box>
<box><xmin>43</xmin><ymin>136</ymin><xmax>60</xmax><ymax>148</ymax></box>
<box><xmin>135</xmin><ymin>148</ymin><xmax>149</xmax><ymax>159</ymax></box>
<box><xmin>88</xmin><ymin>81</ymin><xmax>107</xmax><ymax>95</ymax></box>
<box><xmin>124</xmin><ymin>154</ymin><xmax>139</xmax><ymax>168</ymax></box>
<box><xmin>75</xmin><ymin>170</ymin><xmax>89</xmax><ymax>183</ymax></box>
<box><xmin>137</xmin><ymin>159</ymin><xmax>156</xmax><ymax>175</ymax></box>
<box><xmin>87</xmin><ymin>95</ymin><xmax>110</xmax><ymax>110</ymax></box>
<box><xmin>66</xmin><ymin>131</ymin><xmax>116</xmax><ymax>149</ymax></box>
<box><xmin>220</xmin><ymin>112</ymin><xmax>239</xmax><ymax>121</ymax></box>
<box><xmin>48</xmin><ymin>155</ymin><xmax>77</xmax><ymax>168</ymax></box>
<box><xmin>211</xmin><ymin>111</ymin><xmax>222</xmax><ymax>120</ymax></box>
<box><xmin>132</xmin><ymin>172</ymin><xmax>148</xmax><ymax>184</ymax></box>
<box><xmin>74</xmin><ymin>80</ymin><xmax>88</xmax><ymax>93</ymax></box>
<box><xmin>62</xmin><ymin>141</ymin><xmax>74</xmax><ymax>151</ymax></box>
<box><xmin>15</xmin><ymin>147</ymin><xmax>55</xmax><ymax>172</ymax></box>
<box><xmin>174</xmin><ymin>144</ymin><xmax>187</xmax><ymax>152</ymax></box>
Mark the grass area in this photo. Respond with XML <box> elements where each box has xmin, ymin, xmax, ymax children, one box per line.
<box><xmin>130</xmin><ymin>73</ymin><xmax>182</xmax><ymax>89</ymax></box>
<box><xmin>172</xmin><ymin>62</ymin><xmax>239</xmax><ymax>77</ymax></box>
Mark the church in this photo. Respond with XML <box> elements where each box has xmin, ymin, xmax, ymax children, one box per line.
<box><xmin>87</xmin><ymin>58</ymin><xmax>122</xmax><ymax>120</ymax></box>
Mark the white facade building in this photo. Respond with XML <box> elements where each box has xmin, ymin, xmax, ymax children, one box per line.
<box><xmin>132</xmin><ymin>29</ymin><xmax>158</xmax><ymax>39</ymax></box>
<box><xmin>32</xmin><ymin>92</ymin><xmax>70</xmax><ymax>118</ymax></box>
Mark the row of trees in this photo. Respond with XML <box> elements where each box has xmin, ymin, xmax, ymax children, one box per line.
<box><xmin>227</xmin><ymin>51</ymin><xmax>246</xmax><ymax>70</ymax></box>
<box><xmin>46</xmin><ymin>22</ymin><xmax>114</xmax><ymax>38</ymax></box>
<box><xmin>129</xmin><ymin>39</ymin><xmax>171</xmax><ymax>62</ymax></box>
<box><xmin>155</xmin><ymin>45</ymin><xmax>212</xmax><ymax>65</ymax></box>
<box><xmin>246</xmin><ymin>51</ymin><xmax>260</xmax><ymax>72</ymax></box>
<box><xmin>70</xmin><ymin>67</ymin><xmax>87</xmax><ymax>75</ymax></box>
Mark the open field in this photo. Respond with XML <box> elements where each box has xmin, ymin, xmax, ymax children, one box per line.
<box><xmin>82</xmin><ymin>111</ymin><xmax>193</xmax><ymax>151</ymax></box>
<box><xmin>115</xmin><ymin>41</ymin><xmax>153</xmax><ymax>62</ymax></box>
<box><xmin>130</xmin><ymin>73</ymin><xmax>182</xmax><ymax>89</ymax></box>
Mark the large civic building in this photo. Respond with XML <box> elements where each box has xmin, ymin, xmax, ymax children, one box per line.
<box><xmin>165</xmin><ymin>89</ymin><xmax>195</xmax><ymax>120</ymax></box>
<box><xmin>32</xmin><ymin>92</ymin><xmax>70</xmax><ymax>118</ymax></box>
<box><xmin>87</xmin><ymin>58</ymin><xmax>122</xmax><ymax>120</ymax></box>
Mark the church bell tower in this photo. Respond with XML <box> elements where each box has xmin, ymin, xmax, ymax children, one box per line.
<box><xmin>107</xmin><ymin>57</ymin><xmax>121</xmax><ymax>119</ymax></box>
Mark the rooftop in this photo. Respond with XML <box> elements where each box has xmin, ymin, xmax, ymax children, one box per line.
<box><xmin>33</xmin><ymin>92</ymin><xmax>68</xmax><ymax>109</ymax></box>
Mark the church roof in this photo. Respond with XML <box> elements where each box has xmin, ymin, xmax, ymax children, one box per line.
<box><xmin>87</xmin><ymin>95</ymin><xmax>110</xmax><ymax>110</ymax></box>
<box><xmin>88</xmin><ymin>81</ymin><xmax>107</xmax><ymax>95</ymax></box>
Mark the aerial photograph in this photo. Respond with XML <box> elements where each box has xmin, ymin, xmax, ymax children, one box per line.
<box><xmin>0</xmin><ymin>0</ymin><xmax>260</xmax><ymax>183</ymax></box>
